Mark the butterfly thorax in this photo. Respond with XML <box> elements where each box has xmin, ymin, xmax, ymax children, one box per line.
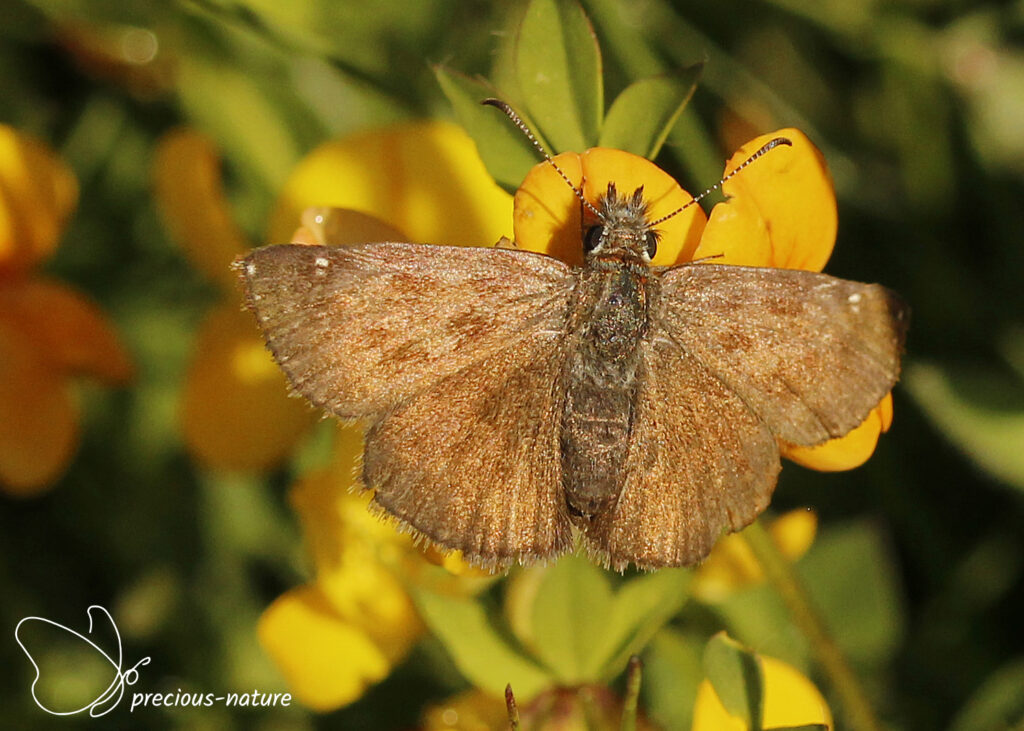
<box><xmin>560</xmin><ymin>186</ymin><xmax>658</xmax><ymax>520</ymax></box>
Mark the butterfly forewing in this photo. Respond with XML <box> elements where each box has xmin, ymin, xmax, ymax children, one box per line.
<box><xmin>654</xmin><ymin>264</ymin><xmax>908</xmax><ymax>446</ymax></box>
<box><xmin>239</xmin><ymin>243</ymin><xmax>574</xmax><ymax>419</ymax></box>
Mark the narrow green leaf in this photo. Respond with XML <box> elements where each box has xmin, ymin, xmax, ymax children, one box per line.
<box><xmin>434</xmin><ymin>66</ymin><xmax>544</xmax><ymax>192</ymax></box>
<box><xmin>713</xmin><ymin>580</ymin><xmax>809</xmax><ymax>670</ymax></box>
<box><xmin>906</xmin><ymin>361</ymin><xmax>1024</xmax><ymax>490</ymax></box>
<box><xmin>412</xmin><ymin>588</ymin><xmax>553</xmax><ymax>699</ymax></box>
<box><xmin>703</xmin><ymin>632</ymin><xmax>765</xmax><ymax>730</ymax></box>
<box><xmin>177</xmin><ymin>54</ymin><xmax>300</xmax><ymax>189</ymax></box>
<box><xmin>642</xmin><ymin>628</ymin><xmax>705</xmax><ymax>731</ymax></box>
<box><xmin>599</xmin><ymin>65</ymin><xmax>703</xmax><ymax>159</ymax></box>
<box><xmin>948</xmin><ymin>658</ymin><xmax>1024</xmax><ymax>731</ymax></box>
<box><xmin>798</xmin><ymin>521</ymin><xmax>905</xmax><ymax>666</ymax></box>
<box><xmin>767</xmin><ymin>726</ymin><xmax>830</xmax><ymax>731</ymax></box>
<box><xmin>529</xmin><ymin>554</ymin><xmax>612</xmax><ymax>682</ymax></box>
<box><xmin>490</xmin><ymin>2</ymin><xmax>529</xmax><ymax>105</ymax></box>
<box><xmin>589</xmin><ymin>568</ymin><xmax>690</xmax><ymax>679</ymax></box>
<box><xmin>516</xmin><ymin>0</ymin><xmax>603</xmax><ymax>152</ymax></box>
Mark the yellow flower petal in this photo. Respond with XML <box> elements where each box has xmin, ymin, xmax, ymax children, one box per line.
<box><xmin>268</xmin><ymin>121</ymin><xmax>513</xmax><ymax>247</ymax></box>
<box><xmin>692</xmin><ymin>655</ymin><xmax>832</xmax><ymax>730</ymax></box>
<box><xmin>180</xmin><ymin>304</ymin><xmax>315</xmax><ymax>470</ymax></box>
<box><xmin>0</xmin><ymin>125</ymin><xmax>78</xmax><ymax>274</ymax></box>
<box><xmin>0</xmin><ymin>321</ymin><xmax>77</xmax><ymax>495</ymax></box>
<box><xmin>257</xmin><ymin>584</ymin><xmax>390</xmax><ymax>712</ymax></box>
<box><xmin>318</xmin><ymin>556</ymin><xmax>423</xmax><ymax>664</ymax></box>
<box><xmin>513</xmin><ymin>148</ymin><xmax>706</xmax><ymax>266</ymax></box>
<box><xmin>696</xmin><ymin>129</ymin><xmax>836</xmax><ymax>271</ymax></box>
<box><xmin>782</xmin><ymin>394</ymin><xmax>893</xmax><ymax>472</ymax></box>
<box><xmin>692</xmin><ymin>510</ymin><xmax>817</xmax><ymax>603</ymax></box>
<box><xmin>152</xmin><ymin>128</ymin><xmax>249</xmax><ymax>292</ymax></box>
<box><xmin>0</xmin><ymin>277</ymin><xmax>132</xmax><ymax>382</ymax></box>
<box><xmin>299</xmin><ymin>206</ymin><xmax>408</xmax><ymax>246</ymax></box>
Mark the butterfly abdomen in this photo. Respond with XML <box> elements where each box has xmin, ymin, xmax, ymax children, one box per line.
<box><xmin>560</xmin><ymin>266</ymin><xmax>652</xmax><ymax>518</ymax></box>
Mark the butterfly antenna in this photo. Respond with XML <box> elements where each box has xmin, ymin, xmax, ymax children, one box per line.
<box><xmin>648</xmin><ymin>136</ymin><xmax>793</xmax><ymax>227</ymax></box>
<box><xmin>482</xmin><ymin>98</ymin><xmax>602</xmax><ymax>219</ymax></box>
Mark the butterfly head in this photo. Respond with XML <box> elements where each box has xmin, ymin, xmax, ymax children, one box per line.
<box><xmin>583</xmin><ymin>183</ymin><xmax>659</xmax><ymax>264</ymax></box>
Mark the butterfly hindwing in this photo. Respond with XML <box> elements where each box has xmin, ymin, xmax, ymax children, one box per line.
<box><xmin>364</xmin><ymin>330</ymin><xmax>574</xmax><ymax>567</ymax></box>
<box><xmin>585</xmin><ymin>335</ymin><xmax>781</xmax><ymax>570</ymax></box>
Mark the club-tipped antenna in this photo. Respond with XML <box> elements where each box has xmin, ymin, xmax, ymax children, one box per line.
<box><xmin>481</xmin><ymin>98</ymin><xmax>602</xmax><ymax>219</ymax></box>
<box><xmin>648</xmin><ymin>137</ymin><xmax>793</xmax><ymax>227</ymax></box>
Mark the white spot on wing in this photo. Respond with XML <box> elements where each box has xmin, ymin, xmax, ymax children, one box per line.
<box><xmin>314</xmin><ymin>256</ymin><xmax>330</xmax><ymax>275</ymax></box>
<box><xmin>848</xmin><ymin>292</ymin><xmax>862</xmax><ymax>304</ymax></box>
<box><xmin>245</xmin><ymin>262</ymin><xmax>256</xmax><ymax>276</ymax></box>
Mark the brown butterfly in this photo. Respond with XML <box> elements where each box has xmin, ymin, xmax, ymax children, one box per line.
<box><xmin>236</xmin><ymin>125</ymin><xmax>907</xmax><ymax>572</ymax></box>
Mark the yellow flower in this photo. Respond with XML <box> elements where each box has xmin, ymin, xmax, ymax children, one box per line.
<box><xmin>692</xmin><ymin>509</ymin><xmax>817</xmax><ymax>603</ymax></box>
<box><xmin>0</xmin><ymin>125</ymin><xmax>132</xmax><ymax>495</ymax></box>
<box><xmin>152</xmin><ymin>121</ymin><xmax>512</xmax><ymax>471</ymax></box>
<box><xmin>513</xmin><ymin>131</ymin><xmax>893</xmax><ymax>471</ymax></box>
<box><xmin>257</xmin><ymin>428</ymin><xmax>422</xmax><ymax>711</ymax></box>
<box><xmin>692</xmin><ymin>654</ymin><xmax>833</xmax><ymax>730</ymax></box>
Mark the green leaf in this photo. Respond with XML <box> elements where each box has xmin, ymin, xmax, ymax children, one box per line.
<box><xmin>434</xmin><ymin>65</ymin><xmax>544</xmax><ymax>192</ymax></box>
<box><xmin>528</xmin><ymin>554</ymin><xmax>613</xmax><ymax>682</ymax></box>
<box><xmin>798</xmin><ymin>521</ymin><xmax>904</xmax><ymax>666</ymax></box>
<box><xmin>767</xmin><ymin>726</ymin><xmax>829</xmax><ymax>731</ymax></box>
<box><xmin>599</xmin><ymin>65</ymin><xmax>703</xmax><ymax>159</ymax></box>
<box><xmin>411</xmin><ymin>588</ymin><xmax>553</xmax><ymax>699</ymax></box>
<box><xmin>712</xmin><ymin>519</ymin><xmax>904</xmax><ymax>671</ymax></box>
<box><xmin>642</xmin><ymin>628</ymin><xmax>705</xmax><ymax>730</ymax></box>
<box><xmin>516</xmin><ymin>0</ymin><xmax>603</xmax><ymax>152</ymax></box>
<box><xmin>176</xmin><ymin>51</ymin><xmax>300</xmax><ymax>190</ymax></box>
<box><xmin>703</xmin><ymin>632</ymin><xmax>765</xmax><ymax>730</ymax></box>
<box><xmin>948</xmin><ymin>658</ymin><xmax>1024</xmax><ymax>731</ymax></box>
<box><xmin>712</xmin><ymin>582</ymin><xmax>809</xmax><ymax>670</ymax></box>
<box><xmin>906</xmin><ymin>360</ymin><xmax>1024</xmax><ymax>490</ymax></box>
<box><xmin>589</xmin><ymin>568</ymin><xmax>691</xmax><ymax>679</ymax></box>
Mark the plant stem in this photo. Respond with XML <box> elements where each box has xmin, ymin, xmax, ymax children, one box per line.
<box><xmin>741</xmin><ymin>519</ymin><xmax>884</xmax><ymax>731</ymax></box>
<box><xmin>620</xmin><ymin>655</ymin><xmax>643</xmax><ymax>731</ymax></box>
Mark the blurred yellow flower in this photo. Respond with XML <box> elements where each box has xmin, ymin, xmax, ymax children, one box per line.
<box><xmin>692</xmin><ymin>509</ymin><xmax>817</xmax><ymax>603</ymax></box>
<box><xmin>692</xmin><ymin>653</ymin><xmax>832</xmax><ymax>730</ymax></box>
<box><xmin>152</xmin><ymin>121</ymin><xmax>513</xmax><ymax>471</ymax></box>
<box><xmin>513</xmin><ymin>131</ymin><xmax>894</xmax><ymax>471</ymax></box>
<box><xmin>0</xmin><ymin>124</ymin><xmax>132</xmax><ymax>495</ymax></box>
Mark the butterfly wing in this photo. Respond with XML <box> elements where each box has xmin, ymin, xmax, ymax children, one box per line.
<box><xmin>238</xmin><ymin>243</ymin><xmax>573</xmax><ymax>418</ymax></box>
<box><xmin>654</xmin><ymin>263</ymin><xmax>908</xmax><ymax>446</ymax></box>
<box><xmin>364</xmin><ymin>323</ymin><xmax>574</xmax><ymax>567</ymax></box>
<box><xmin>584</xmin><ymin>338</ymin><xmax>781</xmax><ymax>570</ymax></box>
<box><xmin>586</xmin><ymin>263</ymin><xmax>907</xmax><ymax>570</ymax></box>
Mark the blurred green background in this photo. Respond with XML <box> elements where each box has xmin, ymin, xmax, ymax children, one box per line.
<box><xmin>2</xmin><ymin>0</ymin><xmax>1023</xmax><ymax>728</ymax></box>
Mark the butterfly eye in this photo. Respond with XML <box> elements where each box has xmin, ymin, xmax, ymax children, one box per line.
<box><xmin>583</xmin><ymin>225</ymin><xmax>604</xmax><ymax>253</ymax></box>
<box><xmin>645</xmin><ymin>231</ymin><xmax>658</xmax><ymax>259</ymax></box>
